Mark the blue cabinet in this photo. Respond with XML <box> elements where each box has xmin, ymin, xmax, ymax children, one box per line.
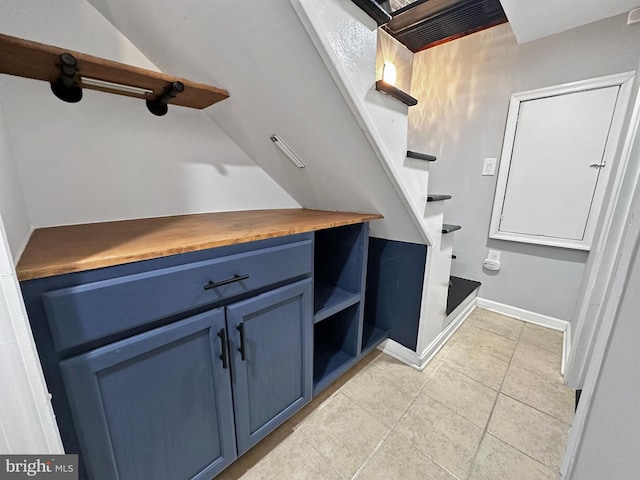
<box><xmin>227</xmin><ymin>279</ymin><xmax>312</xmax><ymax>455</ymax></box>
<box><xmin>60</xmin><ymin>309</ymin><xmax>237</xmax><ymax>480</ymax></box>
<box><xmin>21</xmin><ymin>234</ymin><xmax>314</xmax><ymax>480</ymax></box>
<box><xmin>59</xmin><ymin>279</ymin><xmax>313</xmax><ymax>479</ymax></box>
<box><xmin>20</xmin><ymin>224</ymin><xmax>384</xmax><ymax>479</ymax></box>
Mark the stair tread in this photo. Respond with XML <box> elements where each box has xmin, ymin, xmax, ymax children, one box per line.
<box><xmin>447</xmin><ymin>276</ymin><xmax>481</xmax><ymax>315</ymax></box>
<box><xmin>442</xmin><ymin>224</ymin><xmax>462</xmax><ymax>234</ymax></box>
<box><xmin>427</xmin><ymin>194</ymin><xmax>452</xmax><ymax>202</ymax></box>
<box><xmin>407</xmin><ymin>150</ymin><xmax>437</xmax><ymax>162</ymax></box>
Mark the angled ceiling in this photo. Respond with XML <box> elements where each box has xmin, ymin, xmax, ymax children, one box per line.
<box><xmin>87</xmin><ymin>0</ymin><xmax>427</xmax><ymax>244</ymax></box>
<box><xmin>500</xmin><ymin>0</ymin><xmax>640</xmax><ymax>43</ymax></box>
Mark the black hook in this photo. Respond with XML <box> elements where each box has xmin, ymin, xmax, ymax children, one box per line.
<box><xmin>146</xmin><ymin>81</ymin><xmax>184</xmax><ymax>116</ymax></box>
<box><xmin>50</xmin><ymin>53</ymin><xmax>83</xmax><ymax>103</ymax></box>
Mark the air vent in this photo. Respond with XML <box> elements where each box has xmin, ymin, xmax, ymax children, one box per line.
<box><xmin>351</xmin><ymin>0</ymin><xmax>508</xmax><ymax>52</ymax></box>
<box><xmin>386</xmin><ymin>0</ymin><xmax>507</xmax><ymax>52</ymax></box>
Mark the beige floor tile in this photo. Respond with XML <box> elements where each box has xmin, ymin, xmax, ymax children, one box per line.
<box><xmin>356</xmin><ymin>432</ymin><xmax>455</xmax><ymax>480</ymax></box>
<box><xmin>467</xmin><ymin>308</ymin><xmax>525</xmax><ymax>341</ymax></box>
<box><xmin>396</xmin><ymin>395</ymin><xmax>484</xmax><ymax>479</ymax></box>
<box><xmin>444</xmin><ymin>342</ymin><xmax>510</xmax><ymax>390</ymax></box>
<box><xmin>341</xmin><ymin>362</ymin><xmax>416</xmax><ymax>427</ymax></box>
<box><xmin>519</xmin><ymin>324</ymin><xmax>564</xmax><ymax>353</ymax></box>
<box><xmin>421</xmin><ymin>355</ymin><xmax>444</xmax><ymax>379</ymax></box>
<box><xmin>502</xmin><ymin>364</ymin><xmax>575</xmax><ymax>425</ymax></box>
<box><xmin>370</xmin><ymin>354</ymin><xmax>433</xmax><ymax>397</ymax></box>
<box><xmin>216</xmin><ymin>420</ymin><xmax>297</xmax><ymax>479</ymax></box>
<box><xmin>218</xmin><ymin>429</ymin><xmax>341</xmax><ymax>480</ymax></box>
<box><xmin>361</xmin><ymin>347</ymin><xmax>383</xmax><ymax>364</ymax></box>
<box><xmin>488</xmin><ymin>394</ymin><xmax>570</xmax><ymax>470</ymax></box>
<box><xmin>468</xmin><ymin>433</ymin><xmax>557</xmax><ymax>480</ymax></box>
<box><xmin>429</xmin><ymin>338</ymin><xmax>457</xmax><ymax>365</ymax></box>
<box><xmin>422</xmin><ymin>365</ymin><xmax>498</xmax><ymax>428</ymax></box>
<box><xmin>511</xmin><ymin>340</ymin><xmax>563</xmax><ymax>377</ymax></box>
<box><xmin>453</xmin><ymin>324</ymin><xmax>517</xmax><ymax>363</ymax></box>
<box><xmin>288</xmin><ymin>356</ymin><xmax>373</xmax><ymax>430</ymax></box>
<box><xmin>296</xmin><ymin>393</ymin><xmax>388</xmax><ymax>479</ymax></box>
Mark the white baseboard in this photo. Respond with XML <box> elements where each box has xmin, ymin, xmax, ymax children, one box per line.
<box><xmin>418</xmin><ymin>300</ymin><xmax>476</xmax><ymax>368</ymax></box>
<box><xmin>476</xmin><ymin>297</ymin><xmax>569</xmax><ymax>332</ymax></box>
<box><xmin>379</xmin><ymin>300</ymin><xmax>476</xmax><ymax>370</ymax></box>
<box><xmin>562</xmin><ymin>322</ymin><xmax>572</xmax><ymax>376</ymax></box>
<box><xmin>380</xmin><ymin>297</ymin><xmax>570</xmax><ymax>373</ymax></box>
<box><xmin>379</xmin><ymin>339</ymin><xmax>423</xmax><ymax>370</ymax></box>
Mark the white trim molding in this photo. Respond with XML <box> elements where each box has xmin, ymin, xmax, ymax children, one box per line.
<box><xmin>289</xmin><ymin>0</ymin><xmax>434</xmax><ymax>247</ymax></box>
<box><xmin>380</xmin><ymin>301</ymin><xmax>476</xmax><ymax>370</ymax></box>
<box><xmin>562</xmin><ymin>322</ymin><xmax>572</xmax><ymax>376</ymax></box>
<box><xmin>381</xmin><ymin>296</ymin><xmax>570</xmax><ymax>373</ymax></box>
<box><xmin>476</xmin><ymin>297</ymin><xmax>569</xmax><ymax>332</ymax></box>
<box><xmin>0</xmin><ymin>215</ymin><xmax>63</xmax><ymax>454</ymax></box>
<box><xmin>489</xmin><ymin>71</ymin><xmax>636</xmax><ymax>251</ymax></box>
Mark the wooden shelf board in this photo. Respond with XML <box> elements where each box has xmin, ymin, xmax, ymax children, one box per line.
<box><xmin>16</xmin><ymin>209</ymin><xmax>383</xmax><ymax>281</ymax></box>
<box><xmin>0</xmin><ymin>33</ymin><xmax>228</xmax><ymax>109</ymax></box>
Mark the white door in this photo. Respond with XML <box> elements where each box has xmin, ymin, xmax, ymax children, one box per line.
<box><xmin>500</xmin><ymin>87</ymin><xmax>618</xmax><ymax>239</ymax></box>
<box><xmin>490</xmin><ymin>73</ymin><xmax>634</xmax><ymax>250</ymax></box>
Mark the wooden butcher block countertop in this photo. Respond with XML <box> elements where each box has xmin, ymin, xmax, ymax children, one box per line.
<box><xmin>16</xmin><ymin>209</ymin><xmax>382</xmax><ymax>281</ymax></box>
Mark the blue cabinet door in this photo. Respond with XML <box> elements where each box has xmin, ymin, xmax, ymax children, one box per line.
<box><xmin>227</xmin><ymin>279</ymin><xmax>313</xmax><ymax>455</ymax></box>
<box><xmin>60</xmin><ymin>309</ymin><xmax>237</xmax><ymax>480</ymax></box>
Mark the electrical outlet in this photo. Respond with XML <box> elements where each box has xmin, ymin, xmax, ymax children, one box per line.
<box><xmin>482</xmin><ymin>158</ymin><xmax>497</xmax><ymax>176</ymax></box>
<box><xmin>483</xmin><ymin>259</ymin><xmax>501</xmax><ymax>271</ymax></box>
<box><xmin>488</xmin><ymin>250</ymin><xmax>501</xmax><ymax>261</ymax></box>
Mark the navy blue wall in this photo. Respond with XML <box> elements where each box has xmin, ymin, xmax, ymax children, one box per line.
<box><xmin>364</xmin><ymin>237</ymin><xmax>427</xmax><ymax>351</ymax></box>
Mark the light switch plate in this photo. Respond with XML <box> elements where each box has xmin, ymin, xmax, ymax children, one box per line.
<box><xmin>487</xmin><ymin>250</ymin><xmax>501</xmax><ymax>261</ymax></box>
<box><xmin>482</xmin><ymin>158</ymin><xmax>497</xmax><ymax>176</ymax></box>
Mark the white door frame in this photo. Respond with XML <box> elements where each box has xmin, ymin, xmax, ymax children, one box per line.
<box><xmin>562</xmin><ymin>113</ymin><xmax>640</xmax><ymax>477</ymax></box>
<box><xmin>489</xmin><ymin>71</ymin><xmax>636</xmax><ymax>250</ymax></box>
<box><xmin>0</xmin><ymin>213</ymin><xmax>63</xmax><ymax>454</ymax></box>
<box><xmin>565</xmin><ymin>70</ymin><xmax>640</xmax><ymax>388</ymax></box>
<box><xmin>562</xmin><ymin>68</ymin><xmax>640</xmax><ymax>476</ymax></box>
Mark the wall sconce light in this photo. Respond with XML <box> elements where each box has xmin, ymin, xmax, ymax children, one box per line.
<box><xmin>382</xmin><ymin>62</ymin><xmax>397</xmax><ymax>86</ymax></box>
<box><xmin>270</xmin><ymin>135</ymin><xmax>306</xmax><ymax>168</ymax></box>
<box><xmin>375</xmin><ymin>60</ymin><xmax>418</xmax><ymax>107</ymax></box>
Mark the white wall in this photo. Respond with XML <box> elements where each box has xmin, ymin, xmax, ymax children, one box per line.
<box><xmin>409</xmin><ymin>15</ymin><xmax>640</xmax><ymax>321</ymax></box>
<box><xmin>293</xmin><ymin>0</ymin><xmax>432</xmax><ymax>244</ymax></box>
<box><xmin>0</xmin><ymin>102</ymin><xmax>30</xmax><ymax>260</ymax></box>
<box><xmin>88</xmin><ymin>0</ymin><xmax>425</xmax><ymax>244</ymax></box>
<box><xmin>0</xmin><ymin>0</ymin><xmax>298</xmax><ymax>236</ymax></box>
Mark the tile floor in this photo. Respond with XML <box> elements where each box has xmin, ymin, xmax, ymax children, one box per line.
<box><xmin>217</xmin><ymin>307</ymin><xmax>575</xmax><ymax>480</ymax></box>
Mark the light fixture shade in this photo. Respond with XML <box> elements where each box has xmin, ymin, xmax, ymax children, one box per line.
<box><xmin>382</xmin><ymin>62</ymin><xmax>397</xmax><ymax>86</ymax></box>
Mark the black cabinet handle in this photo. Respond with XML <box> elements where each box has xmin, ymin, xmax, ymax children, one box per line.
<box><xmin>237</xmin><ymin>323</ymin><xmax>246</xmax><ymax>361</ymax></box>
<box><xmin>217</xmin><ymin>328</ymin><xmax>229</xmax><ymax>369</ymax></box>
<box><xmin>204</xmin><ymin>274</ymin><xmax>250</xmax><ymax>290</ymax></box>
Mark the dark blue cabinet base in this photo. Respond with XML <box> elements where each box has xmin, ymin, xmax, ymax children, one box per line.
<box><xmin>21</xmin><ymin>225</ymin><xmax>387</xmax><ymax>479</ymax></box>
<box><xmin>61</xmin><ymin>310</ymin><xmax>237</xmax><ymax>480</ymax></box>
<box><xmin>21</xmin><ymin>234</ymin><xmax>314</xmax><ymax>480</ymax></box>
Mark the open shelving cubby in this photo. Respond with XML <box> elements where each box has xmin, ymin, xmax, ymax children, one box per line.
<box><xmin>313</xmin><ymin>303</ymin><xmax>360</xmax><ymax>393</ymax></box>
<box><xmin>313</xmin><ymin>223</ymin><xmax>368</xmax><ymax>394</ymax></box>
<box><xmin>361</xmin><ymin>321</ymin><xmax>388</xmax><ymax>357</ymax></box>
